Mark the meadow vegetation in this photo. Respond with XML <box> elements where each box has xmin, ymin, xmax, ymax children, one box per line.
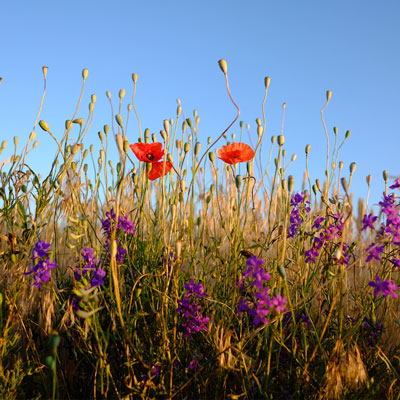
<box><xmin>0</xmin><ymin>61</ymin><xmax>399</xmax><ymax>399</ymax></box>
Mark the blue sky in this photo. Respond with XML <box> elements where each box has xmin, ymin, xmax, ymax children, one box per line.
<box><xmin>1</xmin><ymin>0</ymin><xmax>399</xmax><ymax>209</ymax></box>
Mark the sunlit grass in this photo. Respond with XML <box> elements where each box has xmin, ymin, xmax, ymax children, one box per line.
<box><xmin>0</xmin><ymin>61</ymin><xmax>399</xmax><ymax>399</ymax></box>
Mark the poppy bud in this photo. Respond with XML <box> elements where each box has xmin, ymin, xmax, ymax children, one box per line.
<box><xmin>127</xmin><ymin>104</ymin><xmax>132</xmax><ymax>111</ymax></box>
<box><xmin>195</xmin><ymin>116</ymin><xmax>200</xmax><ymax>126</ymax></box>
<box><xmin>315</xmin><ymin>179</ymin><xmax>321</xmax><ymax>190</ymax></box>
<box><xmin>278</xmin><ymin>265</ymin><xmax>286</xmax><ymax>279</ymax></box>
<box><xmin>194</xmin><ymin>142</ymin><xmax>201</xmax><ymax>156</ymax></box>
<box><xmin>235</xmin><ymin>175</ymin><xmax>242</xmax><ymax>189</ymax></box>
<box><xmin>91</xmin><ymin>94</ymin><xmax>96</xmax><ymax>103</ymax></box>
<box><xmin>160</xmin><ymin>130</ymin><xmax>167</xmax><ymax>141</ymax></box>
<box><xmin>326</xmin><ymin>90</ymin><xmax>332</xmax><ymax>102</ymax></box>
<box><xmin>71</xmin><ymin>162</ymin><xmax>77</xmax><ymax>172</ymax></box>
<box><xmin>144</xmin><ymin>128</ymin><xmax>150</xmax><ymax>139</ymax></box>
<box><xmin>231</xmin><ymin>133</ymin><xmax>236</xmax><ymax>141</ymax></box>
<box><xmin>274</xmin><ymin>158</ymin><xmax>278</xmax><ymax>168</ymax></box>
<box><xmin>151</xmin><ymin>133</ymin><xmax>156</xmax><ymax>143</ymax></box>
<box><xmin>350</xmin><ymin>162</ymin><xmax>356</xmax><ymax>175</ymax></box>
<box><xmin>89</xmin><ymin>102</ymin><xmax>94</xmax><ymax>112</ymax></box>
<box><xmin>210</xmin><ymin>184</ymin><xmax>215</xmax><ymax>194</ymax></box>
<box><xmin>257</xmin><ymin>125</ymin><xmax>263</xmax><ymax>137</ymax></box>
<box><xmin>73</xmin><ymin>118</ymin><xmax>84</xmax><ymax>125</ymax></box>
<box><xmin>333</xmin><ymin>126</ymin><xmax>338</xmax><ymax>135</ymax></box>
<box><xmin>119</xmin><ymin>89</ymin><xmax>126</xmax><ymax>99</ymax></box>
<box><xmin>240</xmin><ymin>121</ymin><xmax>244</xmax><ymax>128</ymax></box>
<box><xmin>82</xmin><ymin>69</ymin><xmax>89</xmax><ymax>80</ymax></box>
<box><xmin>366</xmin><ymin>174</ymin><xmax>372</xmax><ymax>185</ymax></box>
<box><xmin>116</xmin><ymin>134</ymin><xmax>123</xmax><ymax>154</ymax></box>
<box><xmin>291</xmin><ymin>154</ymin><xmax>296</xmax><ymax>162</ymax></box>
<box><xmin>332</xmin><ymin>162</ymin><xmax>336</xmax><ymax>170</ymax></box>
<box><xmin>33</xmin><ymin>141</ymin><xmax>39</xmax><ymax>148</ymax></box>
<box><xmin>132</xmin><ymin>73</ymin><xmax>138</xmax><ymax>84</ymax></box>
<box><xmin>256</xmin><ymin>118</ymin><xmax>261</xmax><ymax>126</ymax></box>
<box><xmin>383</xmin><ymin>170</ymin><xmax>388</xmax><ymax>181</ymax></box>
<box><xmin>278</xmin><ymin>135</ymin><xmax>285</xmax><ymax>146</ymax></box>
<box><xmin>288</xmin><ymin>175</ymin><xmax>295</xmax><ymax>192</ymax></box>
<box><xmin>104</xmin><ymin>125</ymin><xmax>109</xmax><ymax>135</ymax></box>
<box><xmin>123</xmin><ymin>140</ymin><xmax>130</xmax><ymax>154</ymax></box>
<box><xmin>282</xmin><ymin>149</ymin><xmax>286</xmax><ymax>158</ymax></box>
<box><xmin>209</xmin><ymin>152</ymin><xmax>215</xmax><ymax>163</ymax></box>
<box><xmin>83</xmin><ymin>163</ymin><xmax>88</xmax><ymax>174</ymax></box>
<box><xmin>341</xmin><ymin>177</ymin><xmax>348</xmax><ymax>192</ymax></box>
<box><xmin>312</xmin><ymin>184</ymin><xmax>318</xmax><ymax>195</ymax></box>
<box><xmin>29</xmin><ymin>131</ymin><xmax>36</xmax><ymax>142</ymax></box>
<box><xmin>42</xmin><ymin>66</ymin><xmax>48</xmax><ymax>79</ymax></box>
<box><xmin>106</xmin><ymin>91</ymin><xmax>111</xmax><ymax>99</ymax></box>
<box><xmin>1</xmin><ymin>141</ymin><xmax>7</xmax><ymax>149</ymax></box>
<box><xmin>345</xmin><ymin>130</ymin><xmax>351</xmax><ymax>139</ymax></box>
<box><xmin>176</xmin><ymin>139</ymin><xmax>182</xmax><ymax>149</ymax></box>
<box><xmin>39</xmin><ymin>120</ymin><xmax>50</xmax><ymax>132</ymax></box>
<box><xmin>247</xmin><ymin>161</ymin><xmax>253</xmax><ymax>175</ymax></box>
<box><xmin>176</xmin><ymin>105</ymin><xmax>182</xmax><ymax>117</ymax></box>
<box><xmin>83</xmin><ymin>149</ymin><xmax>88</xmax><ymax>159</ymax></box>
<box><xmin>184</xmin><ymin>142</ymin><xmax>190</xmax><ymax>153</ymax></box>
<box><xmin>90</xmin><ymin>145</ymin><xmax>94</xmax><ymax>154</ymax></box>
<box><xmin>207</xmin><ymin>137</ymin><xmax>212</xmax><ymax>145</ymax></box>
<box><xmin>13</xmin><ymin>136</ymin><xmax>19</xmax><ymax>146</ymax></box>
<box><xmin>163</xmin><ymin>119</ymin><xmax>170</xmax><ymax>134</ymax></box>
<box><xmin>98</xmin><ymin>131</ymin><xmax>104</xmax><ymax>142</ymax></box>
<box><xmin>271</xmin><ymin>135</ymin><xmax>276</xmax><ymax>144</ymax></box>
<box><xmin>305</xmin><ymin>144</ymin><xmax>311</xmax><ymax>155</ymax></box>
<box><xmin>186</xmin><ymin>118</ymin><xmax>193</xmax><ymax>129</ymax></box>
<box><xmin>167</xmin><ymin>154</ymin><xmax>173</xmax><ymax>164</ymax></box>
<box><xmin>218</xmin><ymin>59</ymin><xmax>228</xmax><ymax>74</ymax></box>
<box><xmin>339</xmin><ymin>161</ymin><xmax>344</xmax><ymax>170</ymax></box>
<box><xmin>115</xmin><ymin>114</ymin><xmax>123</xmax><ymax>129</ymax></box>
<box><xmin>264</xmin><ymin>76</ymin><xmax>271</xmax><ymax>89</ymax></box>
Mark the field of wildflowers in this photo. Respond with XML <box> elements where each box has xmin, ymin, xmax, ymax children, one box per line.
<box><xmin>1</xmin><ymin>61</ymin><xmax>400</xmax><ymax>399</ymax></box>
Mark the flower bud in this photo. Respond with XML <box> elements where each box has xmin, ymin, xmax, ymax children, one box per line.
<box><xmin>13</xmin><ymin>136</ymin><xmax>19</xmax><ymax>146</ymax></box>
<box><xmin>89</xmin><ymin>102</ymin><xmax>94</xmax><ymax>112</ymax></box>
<box><xmin>278</xmin><ymin>135</ymin><xmax>285</xmax><ymax>146</ymax></box>
<box><xmin>160</xmin><ymin>130</ymin><xmax>167</xmax><ymax>141</ymax></box>
<box><xmin>42</xmin><ymin>66</ymin><xmax>48</xmax><ymax>79</ymax></box>
<box><xmin>341</xmin><ymin>177</ymin><xmax>348</xmax><ymax>192</ymax></box>
<box><xmin>167</xmin><ymin>153</ymin><xmax>173</xmax><ymax>164</ymax></box>
<box><xmin>366</xmin><ymin>174</ymin><xmax>372</xmax><ymax>185</ymax></box>
<box><xmin>119</xmin><ymin>89</ymin><xmax>126</xmax><ymax>99</ymax></box>
<box><xmin>256</xmin><ymin>118</ymin><xmax>261</xmax><ymax>126</ymax></box>
<box><xmin>231</xmin><ymin>133</ymin><xmax>236</xmax><ymax>141</ymax></box>
<box><xmin>39</xmin><ymin>120</ymin><xmax>50</xmax><ymax>132</ymax></box>
<box><xmin>333</xmin><ymin>126</ymin><xmax>338</xmax><ymax>135</ymax></box>
<box><xmin>82</xmin><ymin>69</ymin><xmax>89</xmax><ymax>80</ymax></box>
<box><xmin>65</xmin><ymin>120</ymin><xmax>72</xmax><ymax>130</ymax></box>
<box><xmin>91</xmin><ymin>94</ymin><xmax>97</xmax><ymax>103</ymax></box>
<box><xmin>123</xmin><ymin>140</ymin><xmax>130</xmax><ymax>154</ymax></box>
<box><xmin>176</xmin><ymin>139</ymin><xmax>182</xmax><ymax>149</ymax></box>
<box><xmin>104</xmin><ymin>125</ymin><xmax>109</xmax><ymax>135</ymax></box>
<box><xmin>98</xmin><ymin>131</ymin><xmax>104</xmax><ymax>142</ymax></box>
<box><xmin>1</xmin><ymin>141</ymin><xmax>7</xmax><ymax>149</ymax></box>
<box><xmin>194</xmin><ymin>142</ymin><xmax>201</xmax><ymax>156</ymax></box>
<box><xmin>218</xmin><ymin>59</ymin><xmax>228</xmax><ymax>74</ymax></box>
<box><xmin>235</xmin><ymin>175</ymin><xmax>242</xmax><ymax>189</ymax></box>
<box><xmin>132</xmin><ymin>73</ymin><xmax>138</xmax><ymax>84</ymax></box>
<box><xmin>350</xmin><ymin>162</ymin><xmax>357</xmax><ymax>175</ymax></box>
<box><xmin>339</xmin><ymin>161</ymin><xmax>344</xmax><ymax>170</ymax></box>
<box><xmin>278</xmin><ymin>264</ymin><xmax>286</xmax><ymax>279</ymax></box>
<box><xmin>265</xmin><ymin>76</ymin><xmax>271</xmax><ymax>89</ymax></box>
<box><xmin>33</xmin><ymin>141</ymin><xmax>39</xmax><ymax>149</ymax></box>
<box><xmin>305</xmin><ymin>144</ymin><xmax>311</xmax><ymax>155</ymax></box>
<box><xmin>184</xmin><ymin>142</ymin><xmax>190</xmax><ymax>153</ymax></box>
<box><xmin>90</xmin><ymin>144</ymin><xmax>94</xmax><ymax>153</ymax></box>
<box><xmin>163</xmin><ymin>119</ymin><xmax>170</xmax><ymax>134</ymax></box>
<box><xmin>383</xmin><ymin>170</ymin><xmax>388</xmax><ymax>181</ymax></box>
<box><xmin>83</xmin><ymin>163</ymin><xmax>88</xmax><ymax>174</ymax></box>
<box><xmin>288</xmin><ymin>175</ymin><xmax>295</xmax><ymax>192</ymax></box>
<box><xmin>127</xmin><ymin>104</ymin><xmax>132</xmax><ymax>112</ymax></box>
<box><xmin>345</xmin><ymin>130</ymin><xmax>351</xmax><ymax>139</ymax></box>
<box><xmin>257</xmin><ymin>125</ymin><xmax>263</xmax><ymax>137</ymax></box>
<box><xmin>83</xmin><ymin>149</ymin><xmax>88</xmax><ymax>159</ymax></box>
<box><xmin>207</xmin><ymin>137</ymin><xmax>212</xmax><ymax>145</ymax></box>
<box><xmin>312</xmin><ymin>184</ymin><xmax>318</xmax><ymax>195</ymax></box>
<box><xmin>29</xmin><ymin>131</ymin><xmax>36</xmax><ymax>142</ymax></box>
<box><xmin>186</xmin><ymin>118</ymin><xmax>193</xmax><ymax>129</ymax></box>
<box><xmin>209</xmin><ymin>152</ymin><xmax>215</xmax><ymax>163</ymax></box>
<box><xmin>271</xmin><ymin>135</ymin><xmax>276</xmax><ymax>144</ymax></box>
<box><xmin>291</xmin><ymin>154</ymin><xmax>297</xmax><ymax>162</ymax></box>
<box><xmin>106</xmin><ymin>91</ymin><xmax>111</xmax><ymax>99</ymax></box>
<box><xmin>326</xmin><ymin>90</ymin><xmax>332</xmax><ymax>102</ymax></box>
<box><xmin>240</xmin><ymin>121</ymin><xmax>244</xmax><ymax>129</ymax></box>
<box><xmin>73</xmin><ymin>118</ymin><xmax>84</xmax><ymax>125</ymax></box>
<box><xmin>282</xmin><ymin>149</ymin><xmax>286</xmax><ymax>158</ymax></box>
<box><xmin>115</xmin><ymin>114</ymin><xmax>123</xmax><ymax>128</ymax></box>
<box><xmin>152</xmin><ymin>133</ymin><xmax>157</xmax><ymax>142</ymax></box>
<box><xmin>177</xmin><ymin>105</ymin><xmax>182</xmax><ymax>117</ymax></box>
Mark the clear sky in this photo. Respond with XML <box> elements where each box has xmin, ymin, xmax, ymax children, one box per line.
<box><xmin>1</xmin><ymin>0</ymin><xmax>399</xmax><ymax>209</ymax></box>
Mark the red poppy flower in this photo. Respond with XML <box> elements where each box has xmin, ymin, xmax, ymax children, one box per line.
<box><xmin>216</xmin><ymin>142</ymin><xmax>255</xmax><ymax>165</ymax></box>
<box><xmin>148</xmin><ymin>161</ymin><xmax>173</xmax><ymax>181</ymax></box>
<box><xmin>130</xmin><ymin>142</ymin><xmax>164</xmax><ymax>163</ymax></box>
<box><xmin>130</xmin><ymin>142</ymin><xmax>173</xmax><ymax>180</ymax></box>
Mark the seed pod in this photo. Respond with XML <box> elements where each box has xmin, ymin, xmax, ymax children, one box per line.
<box><xmin>218</xmin><ymin>59</ymin><xmax>228</xmax><ymax>74</ymax></box>
<box><xmin>82</xmin><ymin>69</ymin><xmax>89</xmax><ymax>80</ymax></box>
<box><xmin>39</xmin><ymin>120</ymin><xmax>50</xmax><ymax>132</ymax></box>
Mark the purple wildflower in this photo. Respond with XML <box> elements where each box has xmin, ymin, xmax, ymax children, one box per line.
<box><xmin>75</xmin><ymin>247</ymin><xmax>105</xmax><ymax>288</ymax></box>
<box><xmin>271</xmin><ymin>294</ymin><xmax>288</xmax><ymax>313</ymax></box>
<box><xmin>361</xmin><ymin>213</ymin><xmax>378</xmax><ymax>231</ymax></box>
<box><xmin>362</xmin><ymin>317</ymin><xmax>383</xmax><ymax>346</ymax></box>
<box><xmin>390</xmin><ymin>178</ymin><xmax>400</xmax><ymax>190</ymax></box>
<box><xmin>288</xmin><ymin>192</ymin><xmax>311</xmax><ymax>238</ymax></box>
<box><xmin>188</xmin><ymin>359</ymin><xmax>201</xmax><ymax>370</ymax></box>
<box><xmin>369</xmin><ymin>275</ymin><xmax>398</xmax><ymax>299</ymax></box>
<box><xmin>366</xmin><ymin>243</ymin><xmax>385</xmax><ymax>262</ymax></box>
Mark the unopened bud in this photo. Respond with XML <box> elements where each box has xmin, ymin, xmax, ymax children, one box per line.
<box><xmin>288</xmin><ymin>175</ymin><xmax>295</xmax><ymax>192</ymax></box>
<box><xmin>65</xmin><ymin>120</ymin><xmax>72</xmax><ymax>130</ymax></box>
<box><xmin>271</xmin><ymin>135</ymin><xmax>276</xmax><ymax>144</ymax></box>
<box><xmin>29</xmin><ymin>131</ymin><xmax>36</xmax><ymax>141</ymax></box>
<box><xmin>1</xmin><ymin>141</ymin><xmax>7</xmax><ymax>149</ymax></box>
<box><xmin>83</xmin><ymin>164</ymin><xmax>88</xmax><ymax>174</ymax></box>
<box><xmin>383</xmin><ymin>170</ymin><xmax>388</xmax><ymax>181</ymax></box>
<box><xmin>176</xmin><ymin>139</ymin><xmax>182</xmax><ymax>149</ymax></box>
<box><xmin>39</xmin><ymin>120</ymin><xmax>50</xmax><ymax>132</ymax></box>
<box><xmin>116</xmin><ymin>134</ymin><xmax>124</xmax><ymax>154</ymax></box>
<box><xmin>73</xmin><ymin>118</ymin><xmax>84</xmax><ymax>125</ymax></box>
<box><xmin>104</xmin><ymin>125</ymin><xmax>109</xmax><ymax>135</ymax></box>
<box><xmin>341</xmin><ymin>177</ymin><xmax>348</xmax><ymax>192</ymax></box>
<box><xmin>312</xmin><ymin>184</ymin><xmax>318</xmax><ymax>195</ymax></box>
<box><xmin>132</xmin><ymin>73</ymin><xmax>138</xmax><ymax>84</ymax></box>
<box><xmin>194</xmin><ymin>142</ymin><xmax>201</xmax><ymax>156</ymax></box>
<box><xmin>186</xmin><ymin>118</ymin><xmax>193</xmax><ymax>129</ymax></box>
<box><xmin>345</xmin><ymin>130</ymin><xmax>351</xmax><ymax>139</ymax></box>
<box><xmin>119</xmin><ymin>89</ymin><xmax>126</xmax><ymax>99</ymax></box>
<box><xmin>33</xmin><ymin>141</ymin><xmax>39</xmax><ymax>148</ymax></box>
<box><xmin>235</xmin><ymin>175</ymin><xmax>243</xmax><ymax>189</ymax></box>
<box><xmin>350</xmin><ymin>162</ymin><xmax>357</xmax><ymax>175</ymax></box>
<box><xmin>240</xmin><ymin>121</ymin><xmax>244</xmax><ymax>129</ymax></box>
<box><xmin>177</xmin><ymin>105</ymin><xmax>182</xmax><ymax>117</ymax></box>
<box><xmin>152</xmin><ymin>133</ymin><xmax>157</xmax><ymax>142</ymax></box>
<box><xmin>264</xmin><ymin>76</ymin><xmax>271</xmax><ymax>89</ymax></box>
<box><xmin>366</xmin><ymin>174</ymin><xmax>372</xmax><ymax>185</ymax></box>
<box><xmin>89</xmin><ymin>102</ymin><xmax>94</xmax><ymax>112</ymax></box>
<box><xmin>291</xmin><ymin>154</ymin><xmax>297</xmax><ymax>162</ymax></box>
<box><xmin>82</xmin><ymin>69</ymin><xmax>89</xmax><ymax>80</ymax></box>
<box><xmin>256</xmin><ymin>118</ymin><xmax>261</xmax><ymax>126</ymax></box>
<box><xmin>106</xmin><ymin>91</ymin><xmax>111</xmax><ymax>99</ymax></box>
<box><xmin>98</xmin><ymin>131</ymin><xmax>104</xmax><ymax>142</ymax></box>
<box><xmin>326</xmin><ymin>90</ymin><xmax>332</xmax><ymax>102</ymax></box>
<box><xmin>218</xmin><ymin>59</ymin><xmax>228</xmax><ymax>74</ymax></box>
<box><xmin>163</xmin><ymin>119</ymin><xmax>170</xmax><ymax>134</ymax></box>
<box><xmin>184</xmin><ymin>142</ymin><xmax>190</xmax><ymax>153</ymax></box>
<box><xmin>257</xmin><ymin>125</ymin><xmax>263</xmax><ymax>137</ymax></box>
<box><xmin>115</xmin><ymin>114</ymin><xmax>123</xmax><ymax>128</ymax></box>
<box><xmin>209</xmin><ymin>152</ymin><xmax>215</xmax><ymax>163</ymax></box>
<box><xmin>305</xmin><ymin>144</ymin><xmax>311</xmax><ymax>155</ymax></box>
<box><xmin>333</xmin><ymin>126</ymin><xmax>338</xmax><ymax>135</ymax></box>
<box><xmin>13</xmin><ymin>136</ymin><xmax>19</xmax><ymax>146</ymax></box>
<box><xmin>159</xmin><ymin>130</ymin><xmax>167</xmax><ymax>141</ymax></box>
<box><xmin>278</xmin><ymin>135</ymin><xmax>285</xmax><ymax>146</ymax></box>
<box><xmin>91</xmin><ymin>94</ymin><xmax>96</xmax><ymax>103</ymax></box>
<box><xmin>42</xmin><ymin>66</ymin><xmax>48</xmax><ymax>79</ymax></box>
<box><xmin>167</xmin><ymin>153</ymin><xmax>173</xmax><ymax>164</ymax></box>
<box><xmin>127</xmin><ymin>104</ymin><xmax>132</xmax><ymax>111</ymax></box>
<box><xmin>339</xmin><ymin>161</ymin><xmax>344</xmax><ymax>170</ymax></box>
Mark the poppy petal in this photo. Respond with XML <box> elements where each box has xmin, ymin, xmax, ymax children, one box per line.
<box><xmin>148</xmin><ymin>161</ymin><xmax>173</xmax><ymax>180</ymax></box>
<box><xmin>216</xmin><ymin>142</ymin><xmax>255</xmax><ymax>164</ymax></box>
<box><xmin>130</xmin><ymin>142</ymin><xmax>164</xmax><ymax>162</ymax></box>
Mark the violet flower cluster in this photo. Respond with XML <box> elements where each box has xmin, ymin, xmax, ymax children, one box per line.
<box><xmin>24</xmin><ymin>240</ymin><xmax>57</xmax><ymax>288</ymax></box>
<box><xmin>362</xmin><ymin>183</ymin><xmax>400</xmax><ymax>267</ymax></box>
<box><xmin>288</xmin><ymin>192</ymin><xmax>311</xmax><ymax>238</ymax></box>
<box><xmin>237</xmin><ymin>256</ymin><xmax>287</xmax><ymax>326</ymax></box>
<box><xmin>368</xmin><ymin>275</ymin><xmax>398</xmax><ymax>299</ymax></box>
<box><xmin>304</xmin><ymin>213</ymin><xmax>349</xmax><ymax>266</ymax></box>
<box><xmin>362</xmin><ymin>317</ymin><xmax>383</xmax><ymax>347</ymax></box>
<box><xmin>75</xmin><ymin>247</ymin><xmax>105</xmax><ymax>288</ymax></box>
<box><xmin>177</xmin><ymin>280</ymin><xmax>210</xmax><ymax>338</ymax></box>
<box><xmin>102</xmin><ymin>209</ymin><xmax>135</xmax><ymax>263</ymax></box>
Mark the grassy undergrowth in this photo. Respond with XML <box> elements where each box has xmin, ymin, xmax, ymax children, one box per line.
<box><xmin>1</xmin><ymin>62</ymin><xmax>399</xmax><ymax>399</ymax></box>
